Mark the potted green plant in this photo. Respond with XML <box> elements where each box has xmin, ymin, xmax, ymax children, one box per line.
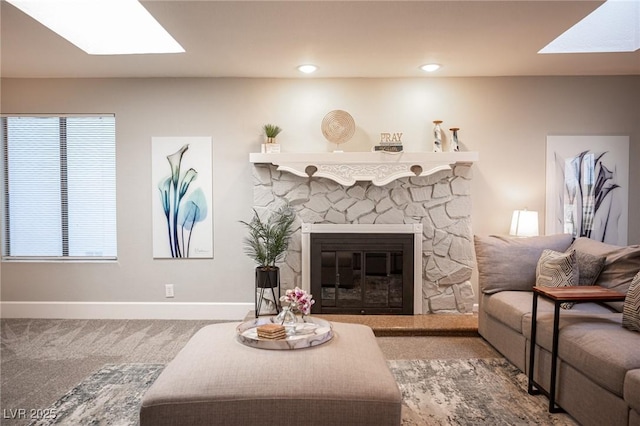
<box><xmin>240</xmin><ymin>204</ymin><xmax>295</xmax><ymax>291</ymax></box>
<box><xmin>263</xmin><ymin>124</ymin><xmax>282</xmax><ymax>144</ymax></box>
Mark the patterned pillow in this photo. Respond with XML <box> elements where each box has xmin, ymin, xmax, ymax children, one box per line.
<box><xmin>622</xmin><ymin>271</ymin><xmax>640</xmax><ymax>332</ymax></box>
<box><xmin>536</xmin><ymin>249</ymin><xmax>579</xmax><ymax>309</ymax></box>
<box><xmin>573</xmin><ymin>250</ymin><xmax>606</xmax><ymax>286</ymax></box>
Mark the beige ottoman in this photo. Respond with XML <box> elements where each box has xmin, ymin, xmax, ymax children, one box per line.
<box><xmin>140</xmin><ymin>321</ymin><xmax>402</xmax><ymax>426</ymax></box>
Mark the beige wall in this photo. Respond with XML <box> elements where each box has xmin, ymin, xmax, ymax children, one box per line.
<box><xmin>1</xmin><ymin>76</ymin><xmax>638</xmax><ymax>311</ymax></box>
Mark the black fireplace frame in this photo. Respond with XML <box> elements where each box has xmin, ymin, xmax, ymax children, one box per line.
<box><xmin>310</xmin><ymin>233</ymin><xmax>414</xmax><ymax>315</ymax></box>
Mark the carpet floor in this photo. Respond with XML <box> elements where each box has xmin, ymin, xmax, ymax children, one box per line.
<box><xmin>1</xmin><ymin>319</ymin><xmax>578</xmax><ymax>425</ymax></box>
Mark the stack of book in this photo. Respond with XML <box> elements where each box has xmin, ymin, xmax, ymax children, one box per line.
<box><xmin>374</xmin><ymin>143</ymin><xmax>403</xmax><ymax>152</ymax></box>
<box><xmin>374</xmin><ymin>132</ymin><xmax>404</xmax><ymax>152</ymax></box>
<box><xmin>256</xmin><ymin>324</ymin><xmax>287</xmax><ymax>340</ymax></box>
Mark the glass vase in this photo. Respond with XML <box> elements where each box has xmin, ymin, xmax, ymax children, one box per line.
<box><xmin>274</xmin><ymin>306</ymin><xmax>297</xmax><ymax>335</ymax></box>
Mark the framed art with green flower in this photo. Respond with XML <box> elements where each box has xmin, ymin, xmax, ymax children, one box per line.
<box><xmin>152</xmin><ymin>137</ymin><xmax>213</xmax><ymax>258</ymax></box>
<box><xmin>545</xmin><ymin>135</ymin><xmax>629</xmax><ymax>245</ymax></box>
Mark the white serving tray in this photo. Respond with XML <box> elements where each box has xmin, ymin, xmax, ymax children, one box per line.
<box><xmin>236</xmin><ymin>316</ymin><xmax>333</xmax><ymax>350</ymax></box>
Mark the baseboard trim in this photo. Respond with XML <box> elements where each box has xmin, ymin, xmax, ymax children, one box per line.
<box><xmin>0</xmin><ymin>301</ymin><xmax>254</xmax><ymax>320</ymax></box>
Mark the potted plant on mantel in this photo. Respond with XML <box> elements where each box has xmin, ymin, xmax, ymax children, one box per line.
<box><xmin>262</xmin><ymin>124</ymin><xmax>282</xmax><ymax>153</ymax></box>
<box><xmin>240</xmin><ymin>204</ymin><xmax>295</xmax><ymax>314</ymax></box>
<box><xmin>263</xmin><ymin>124</ymin><xmax>282</xmax><ymax>143</ymax></box>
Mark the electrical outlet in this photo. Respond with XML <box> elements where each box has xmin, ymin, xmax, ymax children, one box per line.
<box><xmin>165</xmin><ymin>284</ymin><xmax>174</xmax><ymax>298</ymax></box>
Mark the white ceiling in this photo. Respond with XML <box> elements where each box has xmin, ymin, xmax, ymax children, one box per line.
<box><xmin>2</xmin><ymin>0</ymin><xmax>639</xmax><ymax>79</ymax></box>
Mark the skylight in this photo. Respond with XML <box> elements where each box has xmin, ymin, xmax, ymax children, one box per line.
<box><xmin>539</xmin><ymin>0</ymin><xmax>640</xmax><ymax>54</ymax></box>
<box><xmin>7</xmin><ymin>0</ymin><xmax>185</xmax><ymax>55</ymax></box>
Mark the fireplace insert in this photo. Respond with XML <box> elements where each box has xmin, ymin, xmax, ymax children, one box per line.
<box><xmin>310</xmin><ymin>233</ymin><xmax>414</xmax><ymax>314</ymax></box>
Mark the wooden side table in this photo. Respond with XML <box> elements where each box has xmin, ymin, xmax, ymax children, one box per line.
<box><xmin>527</xmin><ymin>285</ymin><xmax>626</xmax><ymax>413</ymax></box>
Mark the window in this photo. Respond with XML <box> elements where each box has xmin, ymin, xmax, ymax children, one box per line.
<box><xmin>1</xmin><ymin>115</ymin><xmax>117</xmax><ymax>260</ymax></box>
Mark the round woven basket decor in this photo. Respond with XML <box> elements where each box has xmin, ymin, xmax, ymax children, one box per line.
<box><xmin>321</xmin><ymin>110</ymin><xmax>356</xmax><ymax>145</ymax></box>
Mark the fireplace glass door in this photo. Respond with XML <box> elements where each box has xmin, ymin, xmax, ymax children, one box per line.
<box><xmin>310</xmin><ymin>234</ymin><xmax>413</xmax><ymax>314</ymax></box>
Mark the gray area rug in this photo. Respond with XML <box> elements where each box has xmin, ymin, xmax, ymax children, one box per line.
<box><xmin>30</xmin><ymin>358</ymin><xmax>576</xmax><ymax>426</ymax></box>
<box><xmin>390</xmin><ymin>358</ymin><xmax>577</xmax><ymax>425</ymax></box>
<box><xmin>1</xmin><ymin>318</ymin><xmax>223</xmax><ymax>423</ymax></box>
<box><xmin>28</xmin><ymin>364</ymin><xmax>164</xmax><ymax>426</ymax></box>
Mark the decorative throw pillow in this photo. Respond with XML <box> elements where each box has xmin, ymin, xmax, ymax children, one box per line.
<box><xmin>536</xmin><ymin>249</ymin><xmax>579</xmax><ymax>309</ymax></box>
<box><xmin>622</xmin><ymin>271</ymin><xmax>640</xmax><ymax>332</ymax></box>
<box><xmin>568</xmin><ymin>237</ymin><xmax>640</xmax><ymax>293</ymax></box>
<box><xmin>474</xmin><ymin>234</ymin><xmax>574</xmax><ymax>294</ymax></box>
<box><xmin>569</xmin><ymin>237</ymin><xmax>640</xmax><ymax>312</ymax></box>
<box><xmin>573</xmin><ymin>250</ymin><xmax>606</xmax><ymax>286</ymax></box>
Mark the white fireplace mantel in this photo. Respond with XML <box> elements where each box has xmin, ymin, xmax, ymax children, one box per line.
<box><xmin>249</xmin><ymin>151</ymin><xmax>479</xmax><ymax>186</ymax></box>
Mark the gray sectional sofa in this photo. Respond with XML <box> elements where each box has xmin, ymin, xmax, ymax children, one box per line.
<box><xmin>475</xmin><ymin>234</ymin><xmax>640</xmax><ymax>426</ymax></box>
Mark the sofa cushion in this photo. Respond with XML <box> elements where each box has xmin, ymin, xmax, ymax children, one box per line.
<box><xmin>522</xmin><ymin>303</ymin><xmax>624</xmax><ymax>343</ymax></box>
<box><xmin>482</xmin><ymin>291</ymin><xmax>547</xmax><ymax>333</ymax></box>
<box><xmin>622</xmin><ymin>271</ymin><xmax>640</xmax><ymax>332</ymax></box>
<box><xmin>523</xmin><ymin>313</ymin><xmax>640</xmax><ymax>397</ymax></box>
<box><xmin>574</xmin><ymin>250</ymin><xmax>606</xmax><ymax>286</ymax></box>
<box><xmin>624</xmin><ymin>370</ymin><xmax>640</xmax><ymax>413</ymax></box>
<box><xmin>475</xmin><ymin>234</ymin><xmax>574</xmax><ymax>294</ymax></box>
<box><xmin>484</xmin><ymin>291</ymin><xmax>613</xmax><ymax>335</ymax></box>
<box><xmin>569</xmin><ymin>237</ymin><xmax>640</xmax><ymax>294</ymax></box>
<box><xmin>560</xmin><ymin>318</ymin><xmax>640</xmax><ymax>397</ymax></box>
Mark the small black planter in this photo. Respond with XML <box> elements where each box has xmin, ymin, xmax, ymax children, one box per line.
<box><xmin>256</xmin><ymin>267</ymin><xmax>279</xmax><ymax>288</ymax></box>
<box><xmin>255</xmin><ymin>266</ymin><xmax>280</xmax><ymax>317</ymax></box>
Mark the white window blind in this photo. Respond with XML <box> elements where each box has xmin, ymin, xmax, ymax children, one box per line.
<box><xmin>2</xmin><ymin>115</ymin><xmax>117</xmax><ymax>260</ymax></box>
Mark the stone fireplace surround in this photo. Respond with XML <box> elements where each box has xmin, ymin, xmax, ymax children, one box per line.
<box><xmin>251</xmin><ymin>152</ymin><xmax>477</xmax><ymax>315</ymax></box>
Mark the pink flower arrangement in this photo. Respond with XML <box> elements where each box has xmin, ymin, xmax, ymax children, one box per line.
<box><xmin>280</xmin><ymin>287</ymin><xmax>315</xmax><ymax>316</ymax></box>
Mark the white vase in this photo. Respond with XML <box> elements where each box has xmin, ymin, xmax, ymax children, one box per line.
<box><xmin>433</xmin><ymin>120</ymin><xmax>443</xmax><ymax>152</ymax></box>
<box><xmin>449</xmin><ymin>127</ymin><xmax>460</xmax><ymax>152</ymax></box>
<box><xmin>265</xmin><ymin>143</ymin><xmax>281</xmax><ymax>153</ymax></box>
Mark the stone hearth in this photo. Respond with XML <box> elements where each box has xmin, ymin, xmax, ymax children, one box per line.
<box><xmin>252</xmin><ymin>160</ymin><xmax>476</xmax><ymax>314</ymax></box>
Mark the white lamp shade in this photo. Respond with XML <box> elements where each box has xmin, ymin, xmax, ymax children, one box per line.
<box><xmin>510</xmin><ymin>210</ymin><xmax>539</xmax><ymax>237</ymax></box>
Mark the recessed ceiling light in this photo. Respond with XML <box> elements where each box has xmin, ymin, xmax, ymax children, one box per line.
<box><xmin>7</xmin><ymin>0</ymin><xmax>184</xmax><ymax>55</ymax></box>
<box><xmin>420</xmin><ymin>64</ymin><xmax>441</xmax><ymax>72</ymax></box>
<box><xmin>539</xmin><ymin>0</ymin><xmax>640</xmax><ymax>53</ymax></box>
<box><xmin>297</xmin><ymin>64</ymin><xmax>318</xmax><ymax>74</ymax></box>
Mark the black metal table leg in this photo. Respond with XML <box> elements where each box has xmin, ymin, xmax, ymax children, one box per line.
<box><xmin>255</xmin><ymin>269</ymin><xmax>259</xmax><ymax>318</ymax></box>
<box><xmin>528</xmin><ymin>292</ymin><xmax>539</xmax><ymax>395</ymax></box>
<box><xmin>256</xmin><ymin>288</ymin><xmax>265</xmax><ymax>317</ymax></box>
<box><xmin>549</xmin><ymin>301</ymin><xmax>565</xmax><ymax>413</ymax></box>
<box><xmin>255</xmin><ymin>284</ymin><xmax>259</xmax><ymax>318</ymax></box>
<box><xmin>270</xmin><ymin>286</ymin><xmax>280</xmax><ymax>314</ymax></box>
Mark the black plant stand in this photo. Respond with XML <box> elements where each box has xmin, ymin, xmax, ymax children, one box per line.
<box><xmin>255</xmin><ymin>267</ymin><xmax>281</xmax><ymax>318</ymax></box>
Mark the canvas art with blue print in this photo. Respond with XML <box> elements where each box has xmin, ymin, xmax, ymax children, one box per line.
<box><xmin>151</xmin><ymin>137</ymin><xmax>213</xmax><ymax>258</ymax></box>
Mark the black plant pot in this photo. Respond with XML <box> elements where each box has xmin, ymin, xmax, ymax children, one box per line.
<box><xmin>256</xmin><ymin>267</ymin><xmax>279</xmax><ymax>289</ymax></box>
